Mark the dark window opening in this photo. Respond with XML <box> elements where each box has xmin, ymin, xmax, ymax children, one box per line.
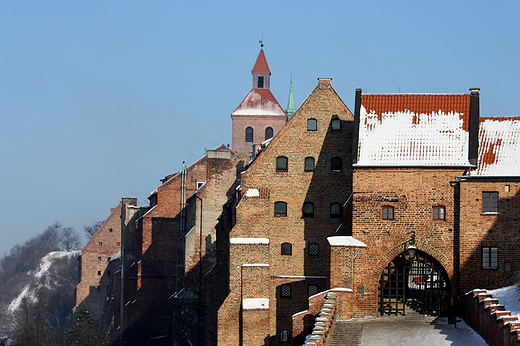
<box><xmin>331</xmin><ymin>157</ymin><xmax>342</xmax><ymax>171</ymax></box>
<box><xmin>258</xmin><ymin>76</ymin><xmax>264</xmax><ymax>88</ymax></box>
<box><xmin>281</xmin><ymin>242</ymin><xmax>292</xmax><ymax>256</ymax></box>
<box><xmin>382</xmin><ymin>206</ymin><xmax>394</xmax><ymax>220</ymax></box>
<box><xmin>280</xmin><ymin>329</ymin><xmax>291</xmax><ymax>343</ymax></box>
<box><xmin>308</xmin><ymin>284</ymin><xmax>319</xmax><ymax>297</ymax></box>
<box><xmin>305</xmin><ymin>157</ymin><xmax>315</xmax><ymax>172</ymax></box>
<box><xmin>276</xmin><ymin>156</ymin><xmax>288</xmax><ymax>172</ymax></box>
<box><xmin>245</xmin><ymin>127</ymin><xmax>254</xmax><ymax>143</ymax></box>
<box><xmin>330</xmin><ymin>202</ymin><xmax>341</xmax><ymax>217</ymax></box>
<box><xmin>483</xmin><ymin>192</ymin><xmax>498</xmax><ymax>213</ymax></box>
<box><xmin>265</xmin><ymin>127</ymin><xmax>273</xmax><ymax>140</ymax></box>
<box><xmin>274</xmin><ymin>202</ymin><xmax>287</xmax><ymax>217</ymax></box>
<box><xmin>303</xmin><ymin>202</ymin><xmax>314</xmax><ymax>217</ymax></box>
<box><xmin>307</xmin><ymin>118</ymin><xmax>317</xmax><ymax>131</ymax></box>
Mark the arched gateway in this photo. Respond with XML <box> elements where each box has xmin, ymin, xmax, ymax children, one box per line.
<box><xmin>378</xmin><ymin>249</ymin><xmax>450</xmax><ymax>316</ymax></box>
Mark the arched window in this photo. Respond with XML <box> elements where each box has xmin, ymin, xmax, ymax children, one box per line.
<box><xmin>280</xmin><ymin>329</ymin><xmax>291</xmax><ymax>343</ymax></box>
<box><xmin>276</xmin><ymin>156</ymin><xmax>288</xmax><ymax>172</ymax></box>
<box><xmin>330</xmin><ymin>202</ymin><xmax>341</xmax><ymax>218</ymax></box>
<box><xmin>331</xmin><ymin>157</ymin><xmax>342</xmax><ymax>171</ymax></box>
<box><xmin>265</xmin><ymin>127</ymin><xmax>273</xmax><ymax>140</ymax></box>
<box><xmin>308</xmin><ymin>243</ymin><xmax>319</xmax><ymax>256</ymax></box>
<box><xmin>280</xmin><ymin>284</ymin><xmax>291</xmax><ymax>298</ymax></box>
<box><xmin>382</xmin><ymin>206</ymin><xmax>394</xmax><ymax>220</ymax></box>
<box><xmin>331</xmin><ymin>115</ymin><xmax>341</xmax><ymax>131</ymax></box>
<box><xmin>245</xmin><ymin>127</ymin><xmax>254</xmax><ymax>142</ymax></box>
<box><xmin>303</xmin><ymin>202</ymin><xmax>314</xmax><ymax>217</ymax></box>
<box><xmin>281</xmin><ymin>242</ymin><xmax>292</xmax><ymax>256</ymax></box>
<box><xmin>307</xmin><ymin>118</ymin><xmax>317</xmax><ymax>131</ymax></box>
<box><xmin>433</xmin><ymin>206</ymin><xmax>445</xmax><ymax>220</ymax></box>
<box><xmin>304</xmin><ymin>157</ymin><xmax>315</xmax><ymax>172</ymax></box>
<box><xmin>274</xmin><ymin>202</ymin><xmax>287</xmax><ymax>217</ymax></box>
<box><xmin>308</xmin><ymin>284</ymin><xmax>319</xmax><ymax>297</ymax></box>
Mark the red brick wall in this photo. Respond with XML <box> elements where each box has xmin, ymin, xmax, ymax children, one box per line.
<box><xmin>232</xmin><ymin>113</ymin><xmax>287</xmax><ymax>153</ymax></box>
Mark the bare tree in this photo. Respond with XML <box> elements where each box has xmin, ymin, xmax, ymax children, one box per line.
<box><xmin>58</xmin><ymin>227</ymin><xmax>81</xmax><ymax>251</ymax></box>
<box><xmin>83</xmin><ymin>220</ymin><xmax>104</xmax><ymax>240</ymax></box>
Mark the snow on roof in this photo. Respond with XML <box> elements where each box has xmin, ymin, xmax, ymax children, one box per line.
<box><xmin>356</xmin><ymin>94</ymin><xmax>472</xmax><ymax>167</ymax></box>
<box><xmin>231</xmin><ymin>89</ymin><xmax>286</xmax><ymax>116</ymax></box>
<box><xmin>474</xmin><ymin>117</ymin><xmax>520</xmax><ymax>176</ymax></box>
<box><xmin>327</xmin><ymin>236</ymin><xmax>367</xmax><ymax>247</ymax></box>
<box><xmin>243</xmin><ymin>298</ymin><xmax>269</xmax><ymax>310</ymax></box>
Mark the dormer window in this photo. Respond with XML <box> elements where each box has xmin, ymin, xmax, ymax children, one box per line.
<box><xmin>258</xmin><ymin>76</ymin><xmax>264</xmax><ymax>88</ymax></box>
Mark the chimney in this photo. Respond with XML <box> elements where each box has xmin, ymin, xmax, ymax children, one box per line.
<box><xmin>352</xmin><ymin>88</ymin><xmax>362</xmax><ymax>164</ymax></box>
<box><xmin>318</xmin><ymin>78</ymin><xmax>332</xmax><ymax>85</ymax></box>
<box><xmin>469</xmin><ymin>88</ymin><xmax>480</xmax><ymax>166</ymax></box>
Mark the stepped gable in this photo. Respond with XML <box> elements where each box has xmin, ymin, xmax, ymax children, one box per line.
<box><xmin>357</xmin><ymin>93</ymin><xmax>473</xmax><ymax>166</ymax></box>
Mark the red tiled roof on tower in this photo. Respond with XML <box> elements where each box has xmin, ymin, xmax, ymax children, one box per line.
<box><xmin>251</xmin><ymin>49</ymin><xmax>271</xmax><ymax>74</ymax></box>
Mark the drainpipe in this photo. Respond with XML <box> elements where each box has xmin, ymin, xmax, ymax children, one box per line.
<box><xmin>194</xmin><ymin>194</ymin><xmax>203</xmax><ymax>346</ymax></box>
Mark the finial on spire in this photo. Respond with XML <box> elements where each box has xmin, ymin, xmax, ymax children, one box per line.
<box><xmin>259</xmin><ymin>30</ymin><xmax>264</xmax><ymax>48</ymax></box>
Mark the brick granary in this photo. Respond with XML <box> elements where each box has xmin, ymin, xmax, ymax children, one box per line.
<box><xmin>74</xmin><ymin>48</ymin><xmax>520</xmax><ymax>345</ymax></box>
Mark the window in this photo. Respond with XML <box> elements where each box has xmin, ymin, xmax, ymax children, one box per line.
<box><xmin>483</xmin><ymin>192</ymin><xmax>498</xmax><ymax>213</ymax></box>
<box><xmin>303</xmin><ymin>202</ymin><xmax>314</xmax><ymax>217</ymax></box>
<box><xmin>304</xmin><ymin>157</ymin><xmax>315</xmax><ymax>172</ymax></box>
<box><xmin>330</xmin><ymin>203</ymin><xmax>341</xmax><ymax>218</ymax></box>
<box><xmin>108</xmin><ymin>257</ymin><xmax>111</xmax><ymax>262</ymax></box>
<box><xmin>280</xmin><ymin>284</ymin><xmax>291</xmax><ymax>298</ymax></box>
<box><xmin>97</xmin><ymin>271</ymin><xmax>101</xmax><ymax>276</ymax></box>
<box><xmin>107</xmin><ymin>271</ymin><xmax>111</xmax><ymax>276</ymax></box>
<box><xmin>116</xmin><ymin>242</ymin><xmax>120</xmax><ymax>246</ymax></box>
<box><xmin>99</xmin><ymin>242</ymin><xmax>102</xmax><ymax>246</ymax></box>
<box><xmin>308</xmin><ymin>284</ymin><xmax>319</xmax><ymax>297</ymax></box>
<box><xmin>98</xmin><ymin>256</ymin><xmax>102</xmax><ymax>263</ymax></box>
<box><xmin>307</xmin><ymin>118</ymin><xmax>317</xmax><ymax>131</ymax></box>
<box><xmin>245</xmin><ymin>127</ymin><xmax>254</xmax><ymax>142</ymax></box>
<box><xmin>109</xmin><ymin>228</ymin><xmax>113</xmax><ymax>232</ymax></box>
<box><xmin>274</xmin><ymin>202</ymin><xmax>287</xmax><ymax>217</ymax></box>
<box><xmin>281</xmin><ymin>242</ymin><xmax>292</xmax><ymax>256</ymax></box>
<box><xmin>197</xmin><ymin>181</ymin><xmax>205</xmax><ymax>189</ymax></box>
<box><xmin>280</xmin><ymin>329</ymin><xmax>291</xmax><ymax>343</ymax></box>
<box><xmin>308</xmin><ymin>243</ymin><xmax>319</xmax><ymax>256</ymax></box>
<box><xmin>382</xmin><ymin>206</ymin><xmax>394</xmax><ymax>220</ymax></box>
<box><xmin>276</xmin><ymin>156</ymin><xmax>288</xmax><ymax>172</ymax></box>
<box><xmin>433</xmin><ymin>206</ymin><xmax>445</xmax><ymax>220</ymax></box>
<box><xmin>331</xmin><ymin>116</ymin><xmax>341</xmax><ymax>131</ymax></box>
<box><xmin>265</xmin><ymin>127</ymin><xmax>273</xmax><ymax>140</ymax></box>
<box><xmin>482</xmin><ymin>246</ymin><xmax>498</xmax><ymax>269</ymax></box>
<box><xmin>258</xmin><ymin>76</ymin><xmax>264</xmax><ymax>88</ymax></box>
<box><xmin>331</xmin><ymin>157</ymin><xmax>342</xmax><ymax>171</ymax></box>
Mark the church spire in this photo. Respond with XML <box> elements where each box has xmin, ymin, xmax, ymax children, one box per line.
<box><xmin>252</xmin><ymin>46</ymin><xmax>270</xmax><ymax>90</ymax></box>
<box><xmin>285</xmin><ymin>80</ymin><xmax>296</xmax><ymax>119</ymax></box>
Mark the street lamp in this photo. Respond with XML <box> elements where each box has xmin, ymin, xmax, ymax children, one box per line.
<box><xmin>406</xmin><ymin>233</ymin><xmax>416</xmax><ymax>259</ymax></box>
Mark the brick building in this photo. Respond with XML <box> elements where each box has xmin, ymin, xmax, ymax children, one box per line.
<box><xmin>231</xmin><ymin>48</ymin><xmax>288</xmax><ymax>153</ymax></box>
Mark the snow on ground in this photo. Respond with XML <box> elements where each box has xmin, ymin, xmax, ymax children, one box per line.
<box><xmin>487</xmin><ymin>284</ymin><xmax>520</xmax><ymax>318</ymax></box>
<box><xmin>7</xmin><ymin>250</ymin><xmax>80</xmax><ymax>313</ymax></box>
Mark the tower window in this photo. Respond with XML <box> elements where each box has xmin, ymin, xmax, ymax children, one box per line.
<box><xmin>276</xmin><ymin>156</ymin><xmax>288</xmax><ymax>172</ymax></box>
<box><xmin>281</xmin><ymin>242</ymin><xmax>292</xmax><ymax>256</ymax></box>
<box><xmin>307</xmin><ymin>118</ymin><xmax>317</xmax><ymax>131</ymax></box>
<box><xmin>330</xmin><ymin>203</ymin><xmax>341</xmax><ymax>218</ymax></box>
<box><xmin>245</xmin><ymin>127</ymin><xmax>254</xmax><ymax>143</ymax></box>
<box><xmin>331</xmin><ymin>157</ymin><xmax>342</xmax><ymax>171</ymax></box>
<box><xmin>433</xmin><ymin>206</ymin><xmax>445</xmax><ymax>220</ymax></box>
<box><xmin>265</xmin><ymin>127</ymin><xmax>273</xmax><ymax>140</ymax></box>
<box><xmin>258</xmin><ymin>76</ymin><xmax>264</xmax><ymax>88</ymax></box>
<box><xmin>304</xmin><ymin>157</ymin><xmax>315</xmax><ymax>172</ymax></box>
<box><xmin>303</xmin><ymin>202</ymin><xmax>314</xmax><ymax>217</ymax></box>
<box><xmin>382</xmin><ymin>206</ymin><xmax>394</xmax><ymax>220</ymax></box>
<box><xmin>483</xmin><ymin>192</ymin><xmax>498</xmax><ymax>213</ymax></box>
<box><xmin>274</xmin><ymin>202</ymin><xmax>287</xmax><ymax>217</ymax></box>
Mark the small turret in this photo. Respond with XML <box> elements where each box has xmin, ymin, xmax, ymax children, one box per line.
<box><xmin>285</xmin><ymin>81</ymin><xmax>296</xmax><ymax>119</ymax></box>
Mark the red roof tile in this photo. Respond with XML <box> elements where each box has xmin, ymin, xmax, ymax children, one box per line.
<box><xmin>251</xmin><ymin>49</ymin><xmax>271</xmax><ymax>74</ymax></box>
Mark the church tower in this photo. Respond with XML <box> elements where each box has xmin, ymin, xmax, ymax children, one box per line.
<box><xmin>231</xmin><ymin>46</ymin><xmax>287</xmax><ymax>153</ymax></box>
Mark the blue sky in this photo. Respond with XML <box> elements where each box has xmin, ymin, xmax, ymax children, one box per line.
<box><xmin>1</xmin><ymin>1</ymin><xmax>519</xmax><ymax>256</ymax></box>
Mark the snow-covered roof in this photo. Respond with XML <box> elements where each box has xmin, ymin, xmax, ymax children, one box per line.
<box><xmin>231</xmin><ymin>89</ymin><xmax>286</xmax><ymax>116</ymax></box>
<box><xmin>327</xmin><ymin>236</ymin><xmax>367</xmax><ymax>247</ymax></box>
<box><xmin>356</xmin><ymin>94</ymin><xmax>472</xmax><ymax>167</ymax></box>
<box><xmin>473</xmin><ymin>116</ymin><xmax>520</xmax><ymax>176</ymax></box>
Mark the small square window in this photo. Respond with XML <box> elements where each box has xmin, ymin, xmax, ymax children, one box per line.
<box><xmin>307</xmin><ymin>118</ymin><xmax>317</xmax><ymax>131</ymax></box>
<box><xmin>433</xmin><ymin>206</ymin><xmax>445</xmax><ymax>220</ymax></box>
<box><xmin>116</xmin><ymin>242</ymin><xmax>120</xmax><ymax>246</ymax></box>
<box><xmin>308</xmin><ymin>243</ymin><xmax>319</xmax><ymax>256</ymax></box>
<box><xmin>99</xmin><ymin>242</ymin><xmax>103</xmax><ymax>246</ymax></box>
<box><xmin>382</xmin><ymin>206</ymin><xmax>394</xmax><ymax>220</ymax></box>
<box><xmin>98</xmin><ymin>256</ymin><xmax>102</xmax><ymax>263</ymax></box>
<box><xmin>274</xmin><ymin>202</ymin><xmax>287</xmax><ymax>217</ymax></box>
<box><xmin>331</xmin><ymin>117</ymin><xmax>341</xmax><ymax>131</ymax></box>
<box><xmin>109</xmin><ymin>228</ymin><xmax>113</xmax><ymax>232</ymax></box>
<box><xmin>281</xmin><ymin>242</ymin><xmax>292</xmax><ymax>256</ymax></box>
<box><xmin>280</xmin><ymin>329</ymin><xmax>291</xmax><ymax>343</ymax></box>
<box><xmin>97</xmin><ymin>271</ymin><xmax>101</xmax><ymax>276</ymax></box>
<box><xmin>304</xmin><ymin>157</ymin><xmax>315</xmax><ymax>172</ymax></box>
<box><xmin>483</xmin><ymin>192</ymin><xmax>498</xmax><ymax>213</ymax></box>
<box><xmin>482</xmin><ymin>246</ymin><xmax>498</xmax><ymax>269</ymax></box>
<box><xmin>280</xmin><ymin>284</ymin><xmax>291</xmax><ymax>298</ymax></box>
<box><xmin>308</xmin><ymin>284</ymin><xmax>319</xmax><ymax>297</ymax></box>
<box><xmin>330</xmin><ymin>203</ymin><xmax>341</xmax><ymax>218</ymax></box>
